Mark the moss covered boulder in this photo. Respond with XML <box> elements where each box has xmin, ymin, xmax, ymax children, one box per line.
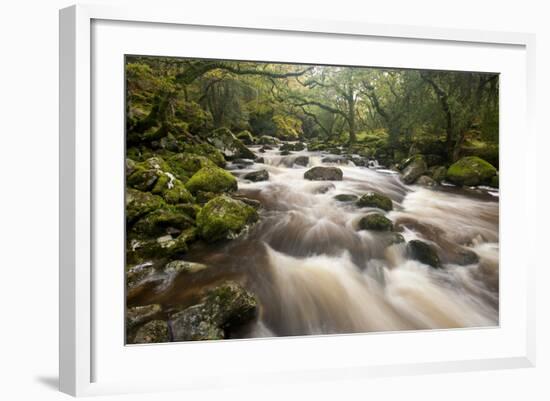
<box><xmin>208</xmin><ymin>127</ymin><xmax>255</xmax><ymax>160</ymax></box>
<box><xmin>358</xmin><ymin>214</ymin><xmax>393</xmax><ymax>231</ymax></box>
<box><xmin>132</xmin><ymin>206</ymin><xmax>195</xmax><ymax>237</ymax></box>
<box><xmin>181</xmin><ymin>143</ymin><xmax>226</xmax><ymax>167</ymax></box>
<box><xmin>126</xmin><ymin>188</ymin><xmax>164</xmax><ymax>223</ymax></box>
<box><xmin>304</xmin><ymin>166</ymin><xmax>343</xmax><ymax>181</ymax></box>
<box><xmin>170</xmin><ymin>281</ymin><xmax>257</xmax><ymax>341</ymax></box>
<box><xmin>446</xmin><ymin>156</ymin><xmax>497</xmax><ymax>186</ymax></box>
<box><xmin>126</xmin><ymin>304</ymin><xmax>162</xmax><ymax>332</ymax></box>
<box><xmin>185</xmin><ymin>166</ymin><xmax>238</xmax><ymax>195</ymax></box>
<box><xmin>196</xmin><ymin>195</ymin><xmax>259</xmax><ymax>242</ymax></box>
<box><xmin>166</xmin><ymin>153</ymin><xmax>217</xmax><ymax>181</ymax></box>
<box><xmin>356</xmin><ymin>192</ymin><xmax>393</xmax><ymax>211</ymax></box>
<box><xmin>407</xmin><ymin>240</ymin><xmax>441</xmax><ymax>268</ymax></box>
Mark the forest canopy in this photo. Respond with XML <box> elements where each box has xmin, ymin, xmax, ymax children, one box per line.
<box><xmin>126</xmin><ymin>55</ymin><xmax>499</xmax><ymax>167</ymax></box>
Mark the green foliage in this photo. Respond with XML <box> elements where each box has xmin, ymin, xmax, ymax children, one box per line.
<box><xmin>272</xmin><ymin>114</ymin><xmax>303</xmax><ymax>140</ymax></box>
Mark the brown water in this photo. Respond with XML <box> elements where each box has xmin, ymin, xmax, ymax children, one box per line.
<box><xmin>131</xmin><ymin>145</ymin><xmax>499</xmax><ymax>338</ymax></box>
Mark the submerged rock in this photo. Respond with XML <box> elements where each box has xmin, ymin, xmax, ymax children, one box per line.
<box><xmin>244</xmin><ymin>169</ymin><xmax>269</xmax><ymax>182</ymax></box>
<box><xmin>196</xmin><ymin>195</ymin><xmax>259</xmax><ymax>242</ymax></box>
<box><xmin>133</xmin><ymin>320</ymin><xmax>170</xmax><ymax>344</ymax></box>
<box><xmin>358</xmin><ymin>214</ymin><xmax>393</xmax><ymax>231</ymax></box>
<box><xmin>334</xmin><ymin>194</ymin><xmax>358</xmax><ymax>202</ymax></box>
<box><xmin>294</xmin><ymin>155</ymin><xmax>309</xmax><ymax>167</ymax></box>
<box><xmin>304</xmin><ymin>166</ymin><xmax>343</xmax><ymax>181</ymax></box>
<box><xmin>401</xmin><ymin>155</ymin><xmax>427</xmax><ymax>184</ymax></box>
<box><xmin>356</xmin><ymin>192</ymin><xmax>393</xmax><ymax>211</ymax></box>
<box><xmin>170</xmin><ymin>281</ymin><xmax>258</xmax><ymax>341</ymax></box>
<box><xmin>185</xmin><ymin>165</ymin><xmax>237</xmax><ymax>194</ymax></box>
<box><xmin>407</xmin><ymin>240</ymin><xmax>441</xmax><ymax>268</ymax></box>
<box><xmin>446</xmin><ymin>156</ymin><xmax>497</xmax><ymax>186</ymax></box>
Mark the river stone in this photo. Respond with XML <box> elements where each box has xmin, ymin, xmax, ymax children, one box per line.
<box><xmin>401</xmin><ymin>155</ymin><xmax>427</xmax><ymax>184</ymax></box>
<box><xmin>356</xmin><ymin>192</ymin><xmax>393</xmax><ymax>211</ymax></box>
<box><xmin>131</xmin><ymin>206</ymin><xmax>195</xmax><ymax>237</ymax></box>
<box><xmin>126</xmin><ymin>304</ymin><xmax>162</xmax><ymax>332</ymax></box>
<box><xmin>304</xmin><ymin>166</ymin><xmax>343</xmax><ymax>181</ymax></box>
<box><xmin>280</xmin><ymin>142</ymin><xmax>305</xmax><ymax>152</ymax></box>
<box><xmin>184</xmin><ymin>165</ymin><xmax>237</xmax><ymax>195</ymax></box>
<box><xmin>208</xmin><ymin>127</ymin><xmax>256</xmax><ymax>160</ymax></box>
<box><xmin>446</xmin><ymin>156</ymin><xmax>497</xmax><ymax>186</ymax></box>
<box><xmin>415</xmin><ymin>175</ymin><xmax>437</xmax><ymax>187</ymax></box>
<box><xmin>162</xmin><ymin>260</ymin><xmax>208</xmax><ymax>275</ymax></box>
<box><xmin>170</xmin><ymin>281</ymin><xmax>258</xmax><ymax>341</ymax></box>
<box><xmin>280</xmin><ymin>150</ymin><xmax>291</xmax><ymax>156</ymax></box>
<box><xmin>358</xmin><ymin>214</ymin><xmax>393</xmax><ymax>231</ymax></box>
<box><xmin>126</xmin><ymin>188</ymin><xmax>164</xmax><ymax>224</ymax></box>
<box><xmin>244</xmin><ymin>169</ymin><xmax>269</xmax><ymax>182</ymax></box>
<box><xmin>407</xmin><ymin>240</ymin><xmax>441</xmax><ymax>268</ymax></box>
<box><xmin>255</xmin><ymin>157</ymin><xmax>265</xmax><ymax>164</ymax></box>
<box><xmin>334</xmin><ymin>194</ymin><xmax>358</xmax><ymax>202</ymax></box>
<box><xmin>321</xmin><ymin>155</ymin><xmax>348</xmax><ymax>164</ymax></box>
<box><xmin>428</xmin><ymin>165</ymin><xmax>447</xmax><ymax>183</ymax></box>
<box><xmin>294</xmin><ymin>155</ymin><xmax>309</xmax><ymax>167</ymax></box>
<box><xmin>196</xmin><ymin>195</ymin><xmax>259</xmax><ymax>242</ymax></box>
<box><xmin>257</xmin><ymin>136</ymin><xmax>279</xmax><ymax>145</ymax></box>
<box><xmin>456</xmin><ymin>248</ymin><xmax>480</xmax><ymax>265</ymax></box>
<box><xmin>133</xmin><ymin>320</ymin><xmax>170</xmax><ymax>344</ymax></box>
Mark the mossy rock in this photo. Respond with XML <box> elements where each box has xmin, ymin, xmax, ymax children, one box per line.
<box><xmin>185</xmin><ymin>166</ymin><xmax>238</xmax><ymax>195</ymax></box>
<box><xmin>166</xmin><ymin>153</ymin><xmax>217</xmax><ymax>181</ymax></box>
<box><xmin>126</xmin><ymin>304</ymin><xmax>162</xmax><ymax>332</ymax></box>
<box><xmin>127</xmin><ymin>227</ymin><xmax>197</xmax><ymax>265</ymax></box>
<box><xmin>181</xmin><ymin>143</ymin><xmax>226</xmax><ymax>167</ymax></box>
<box><xmin>280</xmin><ymin>142</ymin><xmax>305</xmax><ymax>152</ymax></box>
<box><xmin>356</xmin><ymin>192</ymin><xmax>393</xmax><ymax>211</ymax></box>
<box><xmin>334</xmin><ymin>194</ymin><xmax>358</xmax><ymax>202</ymax></box>
<box><xmin>407</xmin><ymin>240</ymin><xmax>441</xmax><ymax>268</ymax></box>
<box><xmin>126</xmin><ymin>188</ymin><xmax>165</xmax><ymax>224</ymax></box>
<box><xmin>132</xmin><ymin>320</ymin><xmax>170</xmax><ymax>344</ymax></box>
<box><xmin>132</xmin><ymin>206</ymin><xmax>195</xmax><ymax>237</ymax></box>
<box><xmin>244</xmin><ymin>169</ymin><xmax>269</xmax><ymax>182</ymax></box>
<box><xmin>446</xmin><ymin>156</ymin><xmax>497</xmax><ymax>186</ymax></box>
<box><xmin>127</xmin><ymin>156</ymin><xmax>173</xmax><ymax>191</ymax></box>
<box><xmin>208</xmin><ymin>127</ymin><xmax>255</xmax><ymax>160</ymax></box>
<box><xmin>196</xmin><ymin>195</ymin><xmax>259</xmax><ymax>242</ymax></box>
<box><xmin>236</xmin><ymin>130</ymin><xmax>255</xmax><ymax>145</ymax></box>
<box><xmin>170</xmin><ymin>281</ymin><xmax>257</xmax><ymax>341</ymax></box>
<box><xmin>415</xmin><ymin>175</ymin><xmax>437</xmax><ymax>187</ymax></box>
<box><xmin>428</xmin><ymin>165</ymin><xmax>447</xmax><ymax>183</ymax></box>
<box><xmin>358</xmin><ymin>214</ymin><xmax>393</xmax><ymax>231</ymax></box>
<box><xmin>304</xmin><ymin>166</ymin><xmax>343</xmax><ymax>181</ymax></box>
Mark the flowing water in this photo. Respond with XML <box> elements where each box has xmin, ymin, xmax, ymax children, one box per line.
<box><xmin>133</xmin><ymin>145</ymin><xmax>499</xmax><ymax>338</ymax></box>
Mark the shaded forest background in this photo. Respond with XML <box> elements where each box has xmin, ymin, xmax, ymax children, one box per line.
<box><xmin>126</xmin><ymin>56</ymin><xmax>499</xmax><ymax>168</ymax></box>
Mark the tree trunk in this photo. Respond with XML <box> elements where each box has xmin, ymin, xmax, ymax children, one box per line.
<box><xmin>346</xmin><ymin>92</ymin><xmax>356</xmax><ymax>145</ymax></box>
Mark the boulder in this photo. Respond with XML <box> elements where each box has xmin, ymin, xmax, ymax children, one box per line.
<box><xmin>294</xmin><ymin>155</ymin><xmax>309</xmax><ymax>167</ymax></box>
<box><xmin>236</xmin><ymin>130</ymin><xmax>255</xmax><ymax>145</ymax></box>
<box><xmin>208</xmin><ymin>127</ymin><xmax>256</xmax><ymax>160</ymax></box>
<box><xmin>181</xmin><ymin>143</ymin><xmax>226</xmax><ymax>167</ymax></box>
<box><xmin>133</xmin><ymin>320</ymin><xmax>170</xmax><ymax>344</ymax></box>
<box><xmin>185</xmin><ymin>166</ymin><xmax>237</xmax><ymax>194</ymax></box>
<box><xmin>132</xmin><ymin>206</ymin><xmax>195</xmax><ymax>237</ymax></box>
<box><xmin>334</xmin><ymin>194</ymin><xmax>358</xmax><ymax>202</ymax></box>
<box><xmin>401</xmin><ymin>155</ymin><xmax>427</xmax><ymax>184</ymax></box>
<box><xmin>196</xmin><ymin>195</ymin><xmax>259</xmax><ymax>242</ymax></box>
<box><xmin>428</xmin><ymin>165</ymin><xmax>447</xmax><ymax>183</ymax></box>
<box><xmin>170</xmin><ymin>281</ymin><xmax>257</xmax><ymax>341</ymax></box>
<box><xmin>304</xmin><ymin>166</ymin><xmax>343</xmax><ymax>181</ymax></box>
<box><xmin>244</xmin><ymin>169</ymin><xmax>269</xmax><ymax>182</ymax></box>
<box><xmin>321</xmin><ymin>155</ymin><xmax>348</xmax><ymax>164</ymax></box>
<box><xmin>357</xmin><ymin>214</ymin><xmax>393</xmax><ymax>231</ymax></box>
<box><xmin>280</xmin><ymin>142</ymin><xmax>305</xmax><ymax>152</ymax></box>
<box><xmin>456</xmin><ymin>248</ymin><xmax>480</xmax><ymax>265</ymax></box>
<box><xmin>126</xmin><ymin>188</ymin><xmax>164</xmax><ymax>224</ymax></box>
<box><xmin>406</xmin><ymin>240</ymin><xmax>441</xmax><ymax>268</ymax></box>
<box><xmin>356</xmin><ymin>192</ymin><xmax>393</xmax><ymax>211</ymax></box>
<box><xmin>255</xmin><ymin>157</ymin><xmax>265</xmax><ymax>164</ymax></box>
<box><xmin>415</xmin><ymin>175</ymin><xmax>437</xmax><ymax>187</ymax></box>
<box><xmin>126</xmin><ymin>304</ymin><xmax>162</xmax><ymax>332</ymax></box>
<box><xmin>446</xmin><ymin>156</ymin><xmax>497</xmax><ymax>186</ymax></box>
<box><xmin>167</xmin><ymin>153</ymin><xmax>217</xmax><ymax>180</ymax></box>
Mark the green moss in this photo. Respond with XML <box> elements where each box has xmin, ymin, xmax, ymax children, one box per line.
<box><xmin>407</xmin><ymin>240</ymin><xmax>441</xmax><ymax>268</ymax></box>
<box><xmin>182</xmin><ymin>143</ymin><xmax>226</xmax><ymax>167</ymax></box>
<box><xmin>126</xmin><ymin>188</ymin><xmax>165</xmax><ymax>224</ymax></box>
<box><xmin>167</xmin><ymin>152</ymin><xmax>217</xmax><ymax>181</ymax></box>
<box><xmin>334</xmin><ymin>194</ymin><xmax>358</xmax><ymax>202</ymax></box>
<box><xmin>196</xmin><ymin>195</ymin><xmax>259</xmax><ymax>242</ymax></box>
<box><xmin>163</xmin><ymin>180</ymin><xmax>195</xmax><ymax>204</ymax></box>
<box><xmin>356</xmin><ymin>192</ymin><xmax>393</xmax><ymax>211</ymax></box>
<box><xmin>132</xmin><ymin>206</ymin><xmax>195</xmax><ymax>237</ymax></box>
<box><xmin>357</xmin><ymin>214</ymin><xmax>393</xmax><ymax>231</ymax></box>
<box><xmin>272</xmin><ymin>114</ymin><xmax>303</xmax><ymax>140</ymax></box>
<box><xmin>446</xmin><ymin>156</ymin><xmax>497</xmax><ymax>186</ymax></box>
<box><xmin>236</xmin><ymin>130</ymin><xmax>255</xmax><ymax>145</ymax></box>
<box><xmin>185</xmin><ymin>166</ymin><xmax>237</xmax><ymax>195</ymax></box>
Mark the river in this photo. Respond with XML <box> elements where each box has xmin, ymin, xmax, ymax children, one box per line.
<box><xmin>133</xmin><ymin>144</ymin><xmax>499</xmax><ymax>338</ymax></box>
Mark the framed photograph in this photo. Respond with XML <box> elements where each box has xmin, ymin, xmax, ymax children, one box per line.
<box><xmin>59</xmin><ymin>4</ymin><xmax>536</xmax><ymax>397</ymax></box>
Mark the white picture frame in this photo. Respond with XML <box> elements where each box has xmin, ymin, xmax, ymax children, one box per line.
<box><xmin>59</xmin><ymin>3</ymin><xmax>536</xmax><ymax>397</ymax></box>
